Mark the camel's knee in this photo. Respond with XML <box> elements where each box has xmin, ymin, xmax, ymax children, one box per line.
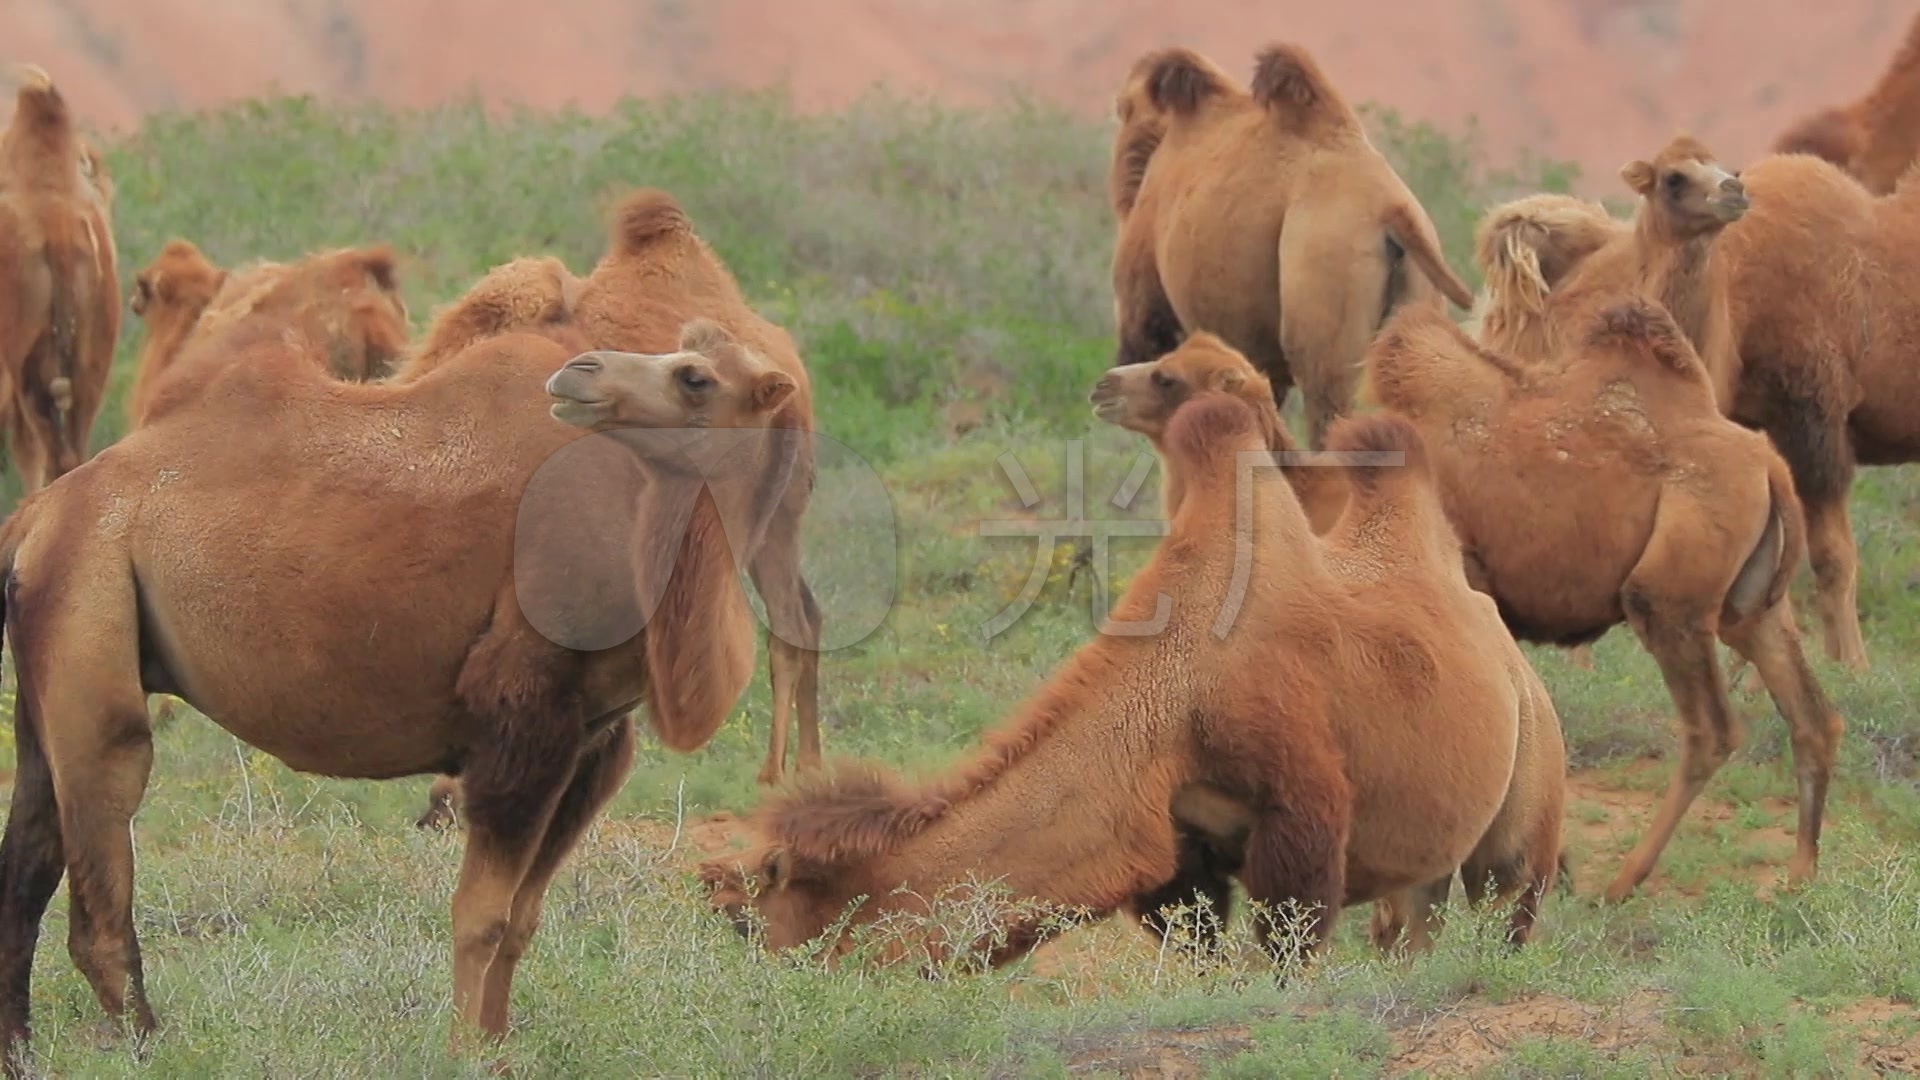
<box><xmin>455</xmin><ymin>915</ymin><xmax>511</xmax><ymax>964</ymax></box>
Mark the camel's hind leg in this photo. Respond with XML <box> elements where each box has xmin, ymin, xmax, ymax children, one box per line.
<box><xmin>1803</xmin><ymin>492</ymin><xmax>1868</xmax><ymax>671</ymax></box>
<box><xmin>0</xmin><ymin>672</ymin><xmax>66</xmax><ymax>1070</ymax></box>
<box><xmin>1605</xmin><ymin>505</ymin><xmax>1750</xmax><ymax>902</ymax></box>
<box><xmin>1719</xmin><ymin>602</ymin><xmax>1845</xmax><ymax>887</ymax></box>
<box><xmin>477</xmin><ymin>715</ymin><xmax>635</xmax><ymax>1035</ymax></box>
<box><xmin>749</xmin><ymin>515</ymin><xmax>824</xmax><ymax>786</ymax></box>
<box><xmin>1369</xmin><ymin>876</ymin><xmax>1452</xmax><ymax>957</ymax></box>
<box><xmin>1279</xmin><ymin>217</ymin><xmax>1393</xmax><ymax>449</ymax></box>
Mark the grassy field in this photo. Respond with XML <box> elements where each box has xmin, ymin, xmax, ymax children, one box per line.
<box><xmin>1</xmin><ymin>88</ymin><xmax>1918</xmax><ymax>1077</ymax></box>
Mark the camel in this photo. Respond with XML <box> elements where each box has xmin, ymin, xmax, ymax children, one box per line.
<box><xmin>126</xmin><ymin>238</ymin><xmax>410</xmax><ymax>428</ymax></box>
<box><xmin>1091</xmin><ymin>333</ymin><xmax>1566</xmax><ymax>951</ymax></box>
<box><xmin>0</xmin><ymin>217</ymin><xmax>812</xmax><ymax>1070</ymax></box>
<box><xmin>1772</xmin><ymin>11</ymin><xmax>1920</xmax><ymax>195</ymax></box>
<box><xmin>1363</xmin><ymin>298</ymin><xmax>1846</xmax><ymax>902</ymax></box>
<box><xmin>1107</xmin><ymin>43</ymin><xmax>1475</xmax><ymax>449</ymax></box>
<box><xmin>0</xmin><ymin>65</ymin><xmax>118</xmax><ymax>493</ymax></box>
<box><xmin>571</xmin><ymin>189</ymin><xmax>824</xmax><ymax>789</ymax></box>
<box><xmin>702</xmin><ymin>365</ymin><xmax>1563</xmax><ymax>968</ymax></box>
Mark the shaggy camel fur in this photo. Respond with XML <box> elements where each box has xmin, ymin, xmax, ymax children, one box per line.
<box><xmin>1772</xmin><ymin>11</ymin><xmax>1920</xmax><ymax>195</ymax></box>
<box><xmin>702</xmin><ymin>382</ymin><xmax>1563</xmax><ymax>967</ymax></box>
<box><xmin>0</xmin><ymin>234</ymin><xmax>811</xmax><ymax>1067</ymax></box>
<box><xmin>1108</xmin><ymin>43</ymin><xmax>1474</xmax><ymax>449</ymax></box>
<box><xmin>125</xmin><ymin>238</ymin><xmax>410</xmax><ymax>427</ymax></box>
<box><xmin>1364</xmin><ymin>299</ymin><xmax>1845</xmax><ymax>902</ymax></box>
<box><xmin>0</xmin><ymin>65</ymin><xmax>118</xmax><ymax>493</ymax></box>
<box><xmin>1088</xmin><ymin>332</ymin><xmax>1348</xmax><ymax>533</ymax></box>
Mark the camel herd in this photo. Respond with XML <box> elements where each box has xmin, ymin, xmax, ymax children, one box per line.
<box><xmin>0</xmin><ymin>21</ymin><xmax>1911</xmax><ymax>1070</ymax></box>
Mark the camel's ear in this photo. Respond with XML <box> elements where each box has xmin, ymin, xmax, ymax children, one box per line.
<box><xmin>1208</xmin><ymin>367</ymin><xmax>1246</xmax><ymax>395</ymax></box>
<box><xmin>679</xmin><ymin>317</ymin><xmax>734</xmax><ymax>355</ymax></box>
<box><xmin>1620</xmin><ymin>159</ymin><xmax>1656</xmax><ymax>196</ymax></box>
<box><xmin>753</xmin><ymin>370</ymin><xmax>798</xmax><ymax>413</ymax></box>
<box><xmin>357</xmin><ymin>246</ymin><xmax>400</xmax><ymax>296</ymax></box>
<box><xmin>759</xmin><ymin>848</ymin><xmax>793</xmax><ymax>892</ymax></box>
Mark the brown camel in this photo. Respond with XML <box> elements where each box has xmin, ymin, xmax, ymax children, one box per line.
<box><xmin>573</xmin><ymin>189</ymin><xmax>824</xmax><ymax>789</ymax></box>
<box><xmin>1772</xmin><ymin>10</ymin><xmax>1920</xmax><ymax>195</ymax></box>
<box><xmin>1108</xmin><ymin>43</ymin><xmax>1474</xmax><ymax>449</ymax></box>
<box><xmin>0</xmin><ymin>65</ymin><xmax>118</xmax><ymax>493</ymax></box>
<box><xmin>702</xmin><ymin>372</ymin><xmax>1562</xmax><ymax>967</ymax></box>
<box><xmin>1363</xmin><ymin>298</ymin><xmax>1845</xmax><ymax>902</ymax></box>
<box><xmin>1092</xmin><ymin>333</ymin><xmax>1565</xmax><ymax>952</ymax></box>
<box><xmin>126</xmin><ymin>238</ymin><xmax>410</xmax><ymax>428</ymax></box>
<box><xmin>0</xmin><ymin>228</ymin><xmax>811</xmax><ymax>1069</ymax></box>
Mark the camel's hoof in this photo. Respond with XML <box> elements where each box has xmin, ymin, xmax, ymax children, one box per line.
<box><xmin>755</xmin><ymin>767</ymin><xmax>783</xmax><ymax>787</ymax></box>
<box><xmin>414</xmin><ymin>800</ymin><xmax>457</xmax><ymax>831</ymax></box>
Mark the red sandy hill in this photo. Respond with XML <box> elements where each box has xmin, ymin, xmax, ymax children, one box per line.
<box><xmin>1</xmin><ymin>0</ymin><xmax>1912</xmax><ymax>192</ymax></box>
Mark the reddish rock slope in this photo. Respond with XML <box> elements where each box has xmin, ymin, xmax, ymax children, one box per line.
<box><xmin>1</xmin><ymin>0</ymin><xmax>1912</xmax><ymax>191</ymax></box>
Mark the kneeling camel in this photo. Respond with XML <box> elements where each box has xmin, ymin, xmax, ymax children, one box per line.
<box><xmin>703</xmin><ymin>367</ymin><xmax>1561</xmax><ymax>967</ymax></box>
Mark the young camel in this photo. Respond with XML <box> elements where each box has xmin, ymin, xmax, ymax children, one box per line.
<box><xmin>1364</xmin><ymin>299</ymin><xmax>1846</xmax><ymax>902</ymax></box>
<box><xmin>702</xmin><ymin>377</ymin><xmax>1563</xmax><ymax>967</ymax></box>
<box><xmin>1772</xmin><ymin>10</ymin><xmax>1920</xmax><ymax>195</ymax></box>
<box><xmin>0</xmin><ymin>262</ymin><xmax>809</xmax><ymax>1069</ymax></box>
<box><xmin>125</xmin><ymin>238</ymin><xmax>410</xmax><ymax>427</ymax></box>
<box><xmin>0</xmin><ymin>64</ymin><xmax>118</xmax><ymax>493</ymax></box>
<box><xmin>1108</xmin><ymin>43</ymin><xmax>1474</xmax><ymax>448</ymax></box>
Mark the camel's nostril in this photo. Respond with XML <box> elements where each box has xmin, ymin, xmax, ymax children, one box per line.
<box><xmin>566</xmin><ymin>355</ymin><xmax>603</xmax><ymax>375</ymax></box>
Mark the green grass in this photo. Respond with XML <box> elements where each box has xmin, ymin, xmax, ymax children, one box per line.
<box><xmin>0</xmin><ymin>87</ymin><xmax>1916</xmax><ymax>1076</ymax></box>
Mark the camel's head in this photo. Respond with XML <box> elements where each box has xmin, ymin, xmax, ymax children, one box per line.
<box><xmin>132</xmin><ymin>239</ymin><xmax>227</xmax><ymax>324</ymax></box>
<box><xmin>1621</xmin><ymin>135</ymin><xmax>1748</xmax><ymax>234</ymax></box>
<box><xmin>698</xmin><ymin>844</ymin><xmax>853</xmax><ymax>954</ymax></box>
<box><xmin>1090</xmin><ymin>332</ymin><xmax>1272</xmax><ymax>440</ymax></box>
<box><xmin>547</xmin><ymin>318</ymin><xmax>798</xmax><ymax>434</ymax></box>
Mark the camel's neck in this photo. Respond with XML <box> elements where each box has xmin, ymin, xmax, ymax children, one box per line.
<box><xmin>1635</xmin><ymin>216</ymin><xmax>1722</xmax><ymax>356</ymax></box>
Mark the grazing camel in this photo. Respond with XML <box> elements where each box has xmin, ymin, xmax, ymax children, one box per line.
<box><xmin>0</xmin><ymin>65</ymin><xmax>117</xmax><ymax>493</ymax></box>
<box><xmin>702</xmin><ymin>372</ymin><xmax>1562</xmax><ymax>967</ymax></box>
<box><xmin>0</xmin><ymin>231</ymin><xmax>811</xmax><ymax>1068</ymax></box>
<box><xmin>1772</xmin><ymin>10</ymin><xmax>1920</xmax><ymax>195</ymax></box>
<box><xmin>1364</xmin><ymin>299</ymin><xmax>1845</xmax><ymax>902</ymax></box>
<box><xmin>1108</xmin><ymin>43</ymin><xmax>1474</xmax><ymax>448</ymax></box>
<box><xmin>126</xmin><ymin>238</ymin><xmax>410</xmax><ymax>428</ymax></box>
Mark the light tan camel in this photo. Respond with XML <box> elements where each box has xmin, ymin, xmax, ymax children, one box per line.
<box><xmin>1108</xmin><ymin>43</ymin><xmax>1474</xmax><ymax>449</ymax></box>
<box><xmin>702</xmin><ymin>373</ymin><xmax>1562</xmax><ymax>967</ymax></box>
<box><xmin>0</xmin><ymin>64</ymin><xmax>118</xmax><ymax>493</ymax></box>
<box><xmin>1363</xmin><ymin>299</ymin><xmax>1846</xmax><ymax>902</ymax></box>
<box><xmin>0</xmin><ymin>241</ymin><xmax>811</xmax><ymax>1069</ymax></box>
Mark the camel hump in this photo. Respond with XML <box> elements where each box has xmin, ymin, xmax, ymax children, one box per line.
<box><xmin>1133</xmin><ymin>47</ymin><xmax>1234</xmax><ymax>115</ymax></box>
<box><xmin>610</xmin><ymin>188</ymin><xmax>691</xmax><ymax>255</ymax></box>
<box><xmin>353</xmin><ymin>244</ymin><xmax>400</xmax><ymax>295</ymax></box>
<box><xmin>1165</xmin><ymin>390</ymin><xmax>1265</xmax><ymax>471</ymax></box>
<box><xmin>1325</xmin><ymin>411</ymin><xmax>1428</xmax><ymax>493</ymax></box>
<box><xmin>1583</xmin><ymin>300</ymin><xmax>1694</xmax><ymax>376</ymax></box>
<box><xmin>10</xmin><ymin>64</ymin><xmax>53</xmax><ymax>94</ymax></box>
<box><xmin>1249</xmin><ymin>44</ymin><xmax>1348</xmax><ymax>119</ymax></box>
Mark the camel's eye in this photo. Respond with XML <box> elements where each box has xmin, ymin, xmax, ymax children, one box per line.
<box><xmin>1664</xmin><ymin>172</ymin><xmax>1686</xmax><ymax>193</ymax></box>
<box><xmin>678</xmin><ymin>366</ymin><xmax>714</xmax><ymax>393</ymax></box>
<box><xmin>1151</xmin><ymin>371</ymin><xmax>1176</xmax><ymax>390</ymax></box>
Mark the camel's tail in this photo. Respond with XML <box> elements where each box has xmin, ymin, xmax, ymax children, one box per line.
<box><xmin>1726</xmin><ymin>450</ymin><xmax>1808</xmax><ymax>624</ymax></box>
<box><xmin>1381</xmin><ymin>202</ymin><xmax>1474</xmax><ymax>310</ymax></box>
